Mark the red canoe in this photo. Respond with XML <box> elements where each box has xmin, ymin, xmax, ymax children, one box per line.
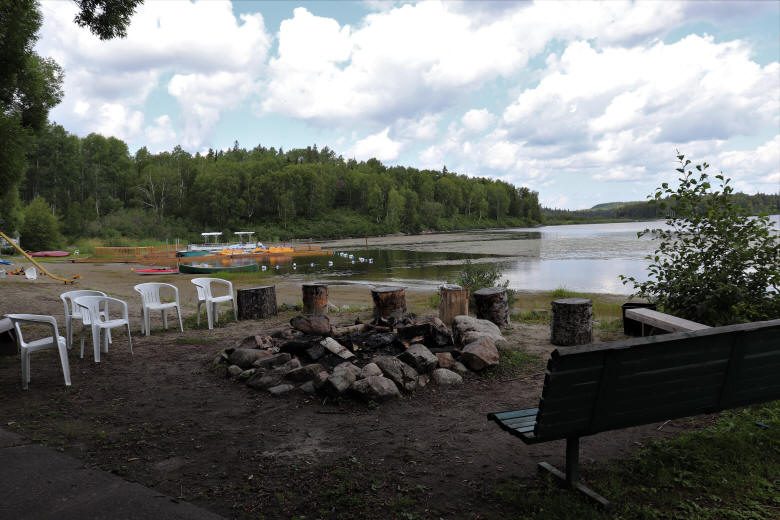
<box><xmin>135</xmin><ymin>267</ymin><xmax>179</xmax><ymax>275</ymax></box>
<box><xmin>29</xmin><ymin>250</ymin><xmax>70</xmax><ymax>257</ymax></box>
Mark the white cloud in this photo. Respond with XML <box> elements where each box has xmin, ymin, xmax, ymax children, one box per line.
<box><xmin>461</xmin><ymin>109</ymin><xmax>495</xmax><ymax>134</ymax></box>
<box><xmin>37</xmin><ymin>0</ymin><xmax>271</xmax><ymax>148</ymax></box>
<box><xmin>261</xmin><ymin>1</ymin><xmax>683</xmax><ymax>125</ymax></box>
<box><xmin>718</xmin><ymin>135</ymin><xmax>780</xmax><ymax>192</ymax></box>
<box><xmin>395</xmin><ymin>113</ymin><xmax>441</xmax><ymax>140</ymax></box>
<box><xmin>348</xmin><ymin>127</ymin><xmax>403</xmax><ymax>161</ymax></box>
<box><xmin>144</xmin><ymin>115</ymin><xmax>177</xmax><ymax>151</ymax></box>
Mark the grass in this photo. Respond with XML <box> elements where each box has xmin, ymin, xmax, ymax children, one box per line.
<box><xmin>511</xmin><ymin>286</ymin><xmax>627</xmax><ymax>328</ymax></box>
<box><xmin>182</xmin><ymin>310</ymin><xmax>236</xmax><ymax>330</ymax></box>
<box><xmin>485</xmin><ymin>349</ymin><xmax>545</xmax><ymax>380</ymax></box>
<box><xmin>491</xmin><ymin>400</ymin><xmax>780</xmax><ymax>519</ymax></box>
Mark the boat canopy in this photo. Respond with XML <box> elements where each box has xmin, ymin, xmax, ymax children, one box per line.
<box><xmin>201</xmin><ymin>232</ymin><xmax>222</xmax><ymax>236</ymax></box>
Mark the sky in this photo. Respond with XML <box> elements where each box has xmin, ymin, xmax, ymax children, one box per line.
<box><xmin>36</xmin><ymin>0</ymin><xmax>780</xmax><ymax>209</ymax></box>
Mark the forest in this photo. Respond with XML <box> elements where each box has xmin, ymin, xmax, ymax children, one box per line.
<box><xmin>12</xmin><ymin>123</ymin><xmax>543</xmax><ymax>246</ymax></box>
<box><xmin>543</xmin><ymin>193</ymin><xmax>779</xmax><ymax>224</ymax></box>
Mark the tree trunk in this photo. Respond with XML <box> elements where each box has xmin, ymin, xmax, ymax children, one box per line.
<box><xmin>302</xmin><ymin>283</ymin><xmax>328</xmax><ymax>316</ymax></box>
<box><xmin>371</xmin><ymin>286</ymin><xmax>407</xmax><ymax>321</ymax></box>
<box><xmin>473</xmin><ymin>287</ymin><xmax>509</xmax><ymax>327</ymax></box>
<box><xmin>550</xmin><ymin>298</ymin><xmax>592</xmax><ymax>346</ymax></box>
<box><xmin>439</xmin><ymin>284</ymin><xmax>468</xmax><ymax>328</ymax></box>
<box><xmin>237</xmin><ymin>286</ymin><xmax>277</xmax><ymax>320</ymax></box>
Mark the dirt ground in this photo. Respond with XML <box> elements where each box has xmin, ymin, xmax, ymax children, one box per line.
<box><xmin>0</xmin><ymin>263</ymin><xmax>703</xmax><ymax>518</ymax></box>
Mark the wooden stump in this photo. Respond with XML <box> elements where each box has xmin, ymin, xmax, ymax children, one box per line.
<box><xmin>439</xmin><ymin>284</ymin><xmax>468</xmax><ymax>328</ymax></box>
<box><xmin>551</xmin><ymin>298</ymin><xmax>592</xmax><ymax>346</ymax></box>
<box><xmin>237</xmin><ymin>286</ymin><xmax>277</xmax><ymax>320</ymax></box>
<box><xmin>371</xmin><ymin>286</ymin><xmax>407</xmax><ymax>320</ymax></box>
<box><xmin>473</xmin><ymin>287</ymin><xmax>509</xmax><ymax>327</ymax></box>
<box><xmin>302</xmin><ymin>283</ymin><xmax>328</xmax><ymax>316</ymax></box>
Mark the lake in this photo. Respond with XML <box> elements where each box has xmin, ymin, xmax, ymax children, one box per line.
<box><xmin>185</xmin><ymin>216</ymin><xmax>778</xmax><ymax>294</ymax></box>
<box><xmin>318</xmin><ymin>221</ymin><xmax>663</xmax><ymax>294</ymax></box>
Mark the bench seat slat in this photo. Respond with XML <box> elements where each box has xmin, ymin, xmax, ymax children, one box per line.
<box><xmin>489</xmin><ymin>408</ymin><xmax>538</xmax><ymax>421</ymax></box>
<box><xmin>502</xmin><ymin>416</ymin><xmax>537</xmax><ymax>429</ymax></box>
<box><xmin>487</xmin><ymin>408</ymin><xmax>541</xmax><ymax>444</ymax></box>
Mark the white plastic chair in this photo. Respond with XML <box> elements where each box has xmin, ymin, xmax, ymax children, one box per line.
<box><xmin>134</xmin><ymin>282</ymin><xmax>184</xmax><ymax>336</ymax></box>
<box><xmin>191</xmin><ymin>277</ymin><xmax>237</xmax><ymax>330</ymax></box>
<box><xmin>74</xmin><ymin>295</ymin><xmax>133</xmax><ymax>363</ymax></box>
<box><xmin>5</xmin><ymin>314</ymin><xmax>71</xmax><ymax>390</ymax></box>
<box><xmin>60</xmin><ymin>290</ymin><xmax>109</xmax><ymax>350</ymax></box>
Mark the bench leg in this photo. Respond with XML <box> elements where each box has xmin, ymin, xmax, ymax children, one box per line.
<box><xmin>538</xmin><ymin>436</ymin><xmax>611</xmax><ymax>508</ymax></box>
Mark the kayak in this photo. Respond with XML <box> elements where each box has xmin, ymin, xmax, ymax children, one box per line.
<box><xmin>178</xmin><ymin>263</ymin><xmax>259</xmax><ymax>274</ymax></box>
<box><xmin>29</xmin><ymin>250</ymin><xmax>70</xmax><ymax>257</ymax></box>
<box><xmin>0</xmin><ymin>259</ymin><xmax>11</xmax><ymax>265</ymax></box>
<box><xmin>135</xmin><ymin>267</ymin><xmax>179</xmax><ymax>275</ymax></box>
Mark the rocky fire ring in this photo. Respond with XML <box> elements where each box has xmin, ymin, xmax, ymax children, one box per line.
<box><xmin>210</xmin><ymin>313</ymin><xmax>506</xmax><ymax>401</ymax></box>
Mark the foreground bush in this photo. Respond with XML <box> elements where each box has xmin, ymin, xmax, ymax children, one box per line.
<box><xmin>622</xmin><ymin>153</ymin><xmax>779</xmax><ymax>325</ymax></box>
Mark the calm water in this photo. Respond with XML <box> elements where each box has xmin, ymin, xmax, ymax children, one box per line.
<box><xmin>186</xmin><ymin>216</ymin><xmax>779</xmax><ymax>294</ymax></box>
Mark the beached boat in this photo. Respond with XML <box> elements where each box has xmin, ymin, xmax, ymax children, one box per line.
<box><xmin>135</xmin><ymin>267</ymin><xmax>179</xmax><ymax>275</ymax></box>
<box><xmin>175</xmin><ymin>250</ymin><xmax>210</xmax><ymax>258</ymax></box>
<box><xmin>29</xmin><ymin>250</ymin><xmax>70</xmax><ymax>257</ymax></box>
<box><xmin>178</xmin><ymin>263</ymin><xmax>259</xmax><ymax>274</ymax></box>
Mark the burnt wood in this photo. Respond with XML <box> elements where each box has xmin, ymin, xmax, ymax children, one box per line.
<box><xmin>302</xmin><ymin>283</ymin><xmax>328</xmax><ymax>316</ymax></box>
<box><xmin>473</xmin><ymin>287</ymin><xmax>509</xmax><ymax>327</ymax></box>
<box><xmin>371</xmin><ymin>286</ymin><xmax>407</xmax><ymax>320</ymax></box>
<box><xmin>236</xmin><ymin>286</ymin><xmax>277</xmax><ymax>320</ymax></box>
<box><xmin>488</xmin><ymin>318</ymin><xmax>780</xmax><ymax>507</ymax></box>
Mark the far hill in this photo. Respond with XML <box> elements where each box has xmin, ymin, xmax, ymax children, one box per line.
<box><xmin>544</xmin><ymin>193</ymin><xmax>779</xmax><ymax>224</ymax></box>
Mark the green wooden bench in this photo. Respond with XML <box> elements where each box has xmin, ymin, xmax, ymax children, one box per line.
<box><xmin>488</xmin><ymin>318</ymin><xmax>780</xmax><ymax>507</ymax></box>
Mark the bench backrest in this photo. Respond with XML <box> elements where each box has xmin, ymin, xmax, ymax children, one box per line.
<box><xmin>534</xmin><ymin>319</ymin><xmax>780</xmax><ymax>441</ymax></box>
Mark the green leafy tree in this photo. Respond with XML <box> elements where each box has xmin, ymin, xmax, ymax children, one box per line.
<box><xmin>0</xmin><ymin>0</ymin><xmax>63</xmax><ymax>231</ymax></box>
<box><xmin>0</xmin><ymin>0</ymin><xmax>141</xmax><ymax>232</ymax></box>
<box><xmin>21</xmin><ymin>196</ymin><xmax>62</xmax><ymax>251</ymax></box>
<box><xmin>621</xmin><ymin>153</ymin><xmax>779</xmax><ymax>325</ymax></box>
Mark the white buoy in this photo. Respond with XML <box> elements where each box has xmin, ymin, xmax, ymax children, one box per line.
<box><xmin>310</xmin><ymin>262</ymin><xmax>315</xmax><ymax>267</ymax></box>
<box><xmin>328</xmin><ymin>261</ymin><xmax>333</xmax><ymax>267</ymax></box>
<box><xmin>261</xmin><ymin>265</ymin><xmax>267</xmax><ymax>271</ymax></box>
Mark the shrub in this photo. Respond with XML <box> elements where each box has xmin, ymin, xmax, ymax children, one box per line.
<box><xmin>21</xmin><ymin>196</ymin><xmax>62</xmax><ymax>251</ymax></box>
<box><xmin>455</xmin><ymin>260</ymin><xmax>515</xmax><ymax>307</ymax></box>
<box><xmin>621</xmin><ymin>153</ymin><xmax>779</xmax><ymax>325</ymax></box>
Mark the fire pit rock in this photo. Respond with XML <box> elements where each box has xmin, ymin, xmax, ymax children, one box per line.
<box><xmin>374</xmin><ymin>356</ymin><xmax>418</xmax><ymax>392</ymax></box>
<box><xmin>352</xmin><ymin>375</ymin><xmax>401</xmax><ymax>401</ymax></box>
<box><xmin>397</xmin><ymin>344</ymin><xmax>438</xmax><ymax>373</ymax></box>
<box><xmin>460</xmin><ymin>336</ymin><xmax>500</xmax><ymax>371</ymax></box>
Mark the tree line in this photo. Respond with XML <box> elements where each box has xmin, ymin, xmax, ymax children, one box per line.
<box><xmin>15</xmin><ymin>125</ymin><xmax>542</xmax><ymax>245</ymax></box>
<box><xmin>543</xmin><ymin>193</ymin><xmax>779</xmax><ymax>224</ymax></box>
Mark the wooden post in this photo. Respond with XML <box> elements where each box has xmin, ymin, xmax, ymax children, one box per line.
<box><xmin>473</xmin><ymin>287</ymin><xmax>510</xmax><ymax>327</ymax></box>
<box><xmin>236</xmin><ymin>286</ymin><xmax>277</xmax><ymax>320</ymax></box>
<box><xmin>439</xmin><ymin>284</ymin><xmax>468</xmax><ymax>328</ymax></box>
<box><xmin>302</xmin><ymin>283</ymin><xmax>328</xmax><ymax>316</ymax></box>
<box><xmin>371</xmin><ymin>286</ymin><xmax>407</xmax><ymax>320</ymax></box>
<box><xmin>551</xmin><ymin>298</ymin><xmax>592</xmax><ymax>346</ymax></box>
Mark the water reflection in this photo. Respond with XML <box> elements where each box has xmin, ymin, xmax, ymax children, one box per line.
<box><xmin>185</xmin><ymin>216</ymin><xmax>778</xmax><ymax>294</ymax></box>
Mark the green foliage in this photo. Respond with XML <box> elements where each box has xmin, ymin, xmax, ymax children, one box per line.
<box><xmin>73</xmin><ymin>0</ymin><xmax>143</xmax><ymax>40</ymax></box>
<box><xmin>543</xmin><ymin>193</ymin><xmax>778</xmax><ymax>224</ymax></box>
<box><xmin>21</xmin><ymin>196</ymin><xmax>61</xmax><ymax>251</ymax></box>
<box><xmin>455</xmin><ymin>260</ymin><xmax>517</xmax><ymax>307</ymax></box>
<box><xmin>18</xmin><ymin>127</ymin><xmax>543</xmax><ymax>241</ymax></box>
<box><xmin>0</xmin><ymin>0</ymin><xmax>135</xmax><ymax>232</ymax></box>
<box><xmin>455</xmin><ymin>260</ymin><xmax>508</xmax><ymax>293</ymax></box>
<box><xmin>622</xmin><ymin>153</ymin><xmax>780</xmax><ymax>325</ymax></box>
